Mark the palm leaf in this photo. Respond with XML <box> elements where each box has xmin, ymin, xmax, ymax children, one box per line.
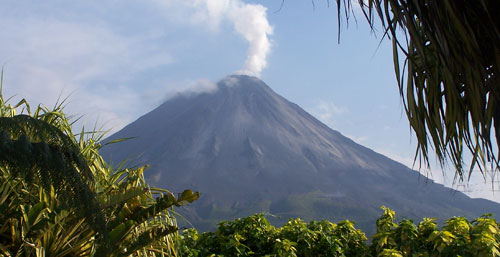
<box><xmin>335</xmin><ymin>0</ymin><xmax>500</xmax><ymax>181</ymax></box>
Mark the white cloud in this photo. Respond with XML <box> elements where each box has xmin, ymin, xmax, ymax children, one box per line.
<box><xmin>309</xmin><ymin>100</ymin><xmax>348</xmax><ymax>128</ymax></box>
<box><xmin>0</xmin><ymin>8</ymin><xmax>174</xmax><ymax>133</ymax></box>
<box><xmin>1</xmin><ymin>17</ymin><xmax>172</xmax><ymax>82</ymax></box>
<box><xmin>162</xmin><ymin>78</ymin><xmax>219</xmax><ymax>100</ymax></box>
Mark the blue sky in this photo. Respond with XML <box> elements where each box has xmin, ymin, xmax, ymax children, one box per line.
<box><xmin>1</xmin><ymin>0</ymin><xmax>498</xmax><ymax>202</ymax></box>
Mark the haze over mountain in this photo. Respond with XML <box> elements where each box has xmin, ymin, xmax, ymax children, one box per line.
<box><xmin>101</xmin><ymin>75</ymin><xmax>500</xmax><ymax>234</ymax></box>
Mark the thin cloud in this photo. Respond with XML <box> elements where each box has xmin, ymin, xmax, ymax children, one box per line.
<box><xmin>162</xmin><ymin>78</ymin><xmax>219</xmax><ymax>100</ymax></box>
<box><xmin>0</xmin><ymin>5</ymin><xmax>174</xmax><ymax>133</ymax></box>
<box><xmin>309</xmin><ymin>100</ymin><xmax>349</xmax><ymax>128</ymax></box>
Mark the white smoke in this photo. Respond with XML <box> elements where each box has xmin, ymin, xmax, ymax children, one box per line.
<box><xmin>228</xmin><ymin>2</ymin><xmax>273</xmax><ymax>76</ymax></box>
<box><xmin>162</xmin><ymin>0</ymin><xmax>273</xmax><ymax>77</ymax></box>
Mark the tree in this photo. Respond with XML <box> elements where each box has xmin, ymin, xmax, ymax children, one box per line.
<box><xmin>0</xmin><ymin>70</ymin><xmax>199</xmax><ymax>256</ymax></box>
<box><xmin>333</xmin><ymin>0</ymin><xmax>500</xmax><ymax>182</ymax></box>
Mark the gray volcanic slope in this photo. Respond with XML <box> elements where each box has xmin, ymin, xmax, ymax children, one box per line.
<box><xmin>101</xmin><ymin>75</ymin><xmax>500</xmax><ymax>233</ymax></box>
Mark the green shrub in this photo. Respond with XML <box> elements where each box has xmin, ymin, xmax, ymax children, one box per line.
<box><xmin>178</xmin><ymin>207</ymin><xmax>500</xmax><ymax>257</ymax></box>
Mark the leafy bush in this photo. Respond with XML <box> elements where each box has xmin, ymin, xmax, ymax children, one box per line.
<box><xmin>178</xmin><ymin>214</ymin><xmax>368</xmax><ymax>257</ymax></box>
<box><xmin>178</xmin><ymin>207</ymin><xmax>500</xmax><ymax>257</ymax></box>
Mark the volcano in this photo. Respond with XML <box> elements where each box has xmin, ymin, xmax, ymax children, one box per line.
<box><xmin>101</xmin><ymin>75</ymin><xmax>500</xmax><ymax>233</ymax></box>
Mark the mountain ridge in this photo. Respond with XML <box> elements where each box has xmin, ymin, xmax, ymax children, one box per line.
<box><xmin>101</xmin><ymin>74</ymin><xmax>500</xmax><ymax>234</ymax></box>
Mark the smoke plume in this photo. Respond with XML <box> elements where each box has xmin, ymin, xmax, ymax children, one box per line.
<box><xmin>228</xmin><ymin>2</ymin><xmax>273</xmax><ymax>77</ymax></box>
<box><xmin>170</xmin><ymin>0</ymin><xmax>273</xmax><ymax>77</ymax></box>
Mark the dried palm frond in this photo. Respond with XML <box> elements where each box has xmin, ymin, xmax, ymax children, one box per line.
<box><xmin>335</xmin><ymin>0</ymin><xmax>500</xmax><ymax>182</ymax></box>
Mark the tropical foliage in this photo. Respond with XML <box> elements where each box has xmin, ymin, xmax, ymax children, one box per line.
<box><xmin>333</xmin><ymin>0</ymin><xmax>500</xmax><ymax>180</ymax></box>
<box><xmin>178</xmin><ymin>207</ymin><xmax>500</xmax><ymax>257</ymax></box>
<box><xmin>0</xmin><ymin>70</ymin><xmax>199</xmax><ymax>256</ymax></box>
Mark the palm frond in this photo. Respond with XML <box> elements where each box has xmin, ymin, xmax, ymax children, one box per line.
<box><xmin>335</xmin><ymin>0</ymin><xmax>500</xmax><ymax>181</ymax></box>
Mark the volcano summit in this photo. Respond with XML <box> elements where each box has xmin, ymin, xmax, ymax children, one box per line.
<box><xmin>101</xmin><ymin>75</ymin><xmax>500</xmax><ymax>233</ymax></box>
